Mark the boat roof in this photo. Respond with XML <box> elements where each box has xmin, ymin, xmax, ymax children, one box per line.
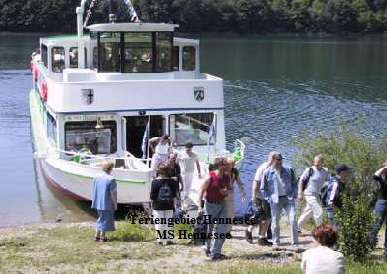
<box><xmin>40</xmin><ymin>35</ymin><xmax>199</xmax><ymax>47</ymax></box>
<box><xmin>173</xmin><ymin>37</ymin><xmax>199</xmax><ymax>45</ymax></box>
<box><xmin>40</xmin><ymin>35</ymin><xmax>89</xmax><ymax>44</ymax></box>
<box><xmin>87</xmin><ymin>22</ymin><xmax>179</xmax><ymax>32</ymax></box>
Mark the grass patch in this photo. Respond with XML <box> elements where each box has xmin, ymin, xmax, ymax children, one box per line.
<box><xmin>0</xmin><ymin>225</ymin><xmax>173</xmax><ymax>272</ymax></box>
<box><xmin>0</xmin><ymin>223</ymin><xmax>387</xmax><ymax>273</ymax></box>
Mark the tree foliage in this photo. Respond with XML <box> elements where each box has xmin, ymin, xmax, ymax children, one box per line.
<box><xmin>293</xmin><ymin>123</ymin><xmax>387</xmax><ymax>260</ymax></box>
<box><xmin>2</xmin><ymin>0</ymin><xmax>387</xmax><ymax>32</ymax></box>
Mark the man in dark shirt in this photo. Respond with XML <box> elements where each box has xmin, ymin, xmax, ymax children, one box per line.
<box><xmin>325</xmin><ymin>165</ymin><xmax>351</xmax><ymax>228</ymax></box>
<box><xmin>150</xmin><ymin>164</ymin><xmax>179</xmax><ymax>245</ymax></box>
<box><xmin>166</xmin><ymin>152</ymin><xmax>183</xmax><ymax>192</ymax></box>
<box><xmin>368</xmin><ymin>162</ymin><xmax>387</xmax><ymax>257</ymax></box>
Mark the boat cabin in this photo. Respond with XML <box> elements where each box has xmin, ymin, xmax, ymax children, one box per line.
<box><xmin>33</xmin><ymin>23</ymin><xmax>225</xmax><ymax>167</ymax></box>
<box><xmin>39</xmin><ymin>23</ymin><xmax>199</xmax><ymax>78</ymax></box>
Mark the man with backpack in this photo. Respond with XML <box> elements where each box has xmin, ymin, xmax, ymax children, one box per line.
<box><xmin>260</xmin><ymin>152</ymin><xmax>299</xmax><ymax>250</ymax></box>
<box><xmin>324</xmin><ymin>165</ymin><xmax>351</xmax><ymax>228</ymax></box>
<box><xmin>150</xmin><ymin>164</ymin><xmax>179</xmax><ymax>245</ymax></box>
<box><xmin>297</xmin><ymin>154</ymin><xmax>330</xmax><ymax>236</ymax></box>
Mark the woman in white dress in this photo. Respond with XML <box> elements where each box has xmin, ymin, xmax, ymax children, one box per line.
<box><xmin>149</xmin><ymin>135</ymin><xmax>171</xmax><ymax>178</ymax></box>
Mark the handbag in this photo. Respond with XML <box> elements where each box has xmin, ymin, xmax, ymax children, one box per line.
<box><xmin>246</xmin><ymin>200</ymin><xmax>265</xmax><ymax>221</ymax></box>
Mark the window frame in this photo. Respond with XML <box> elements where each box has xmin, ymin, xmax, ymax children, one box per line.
<box><xmin>95</xmin><ymin>31</ymin><xmax>173</xmax><ymax>73</ymax></box>
<box><xmin>51</xmin><ymin>46</ymin><xmax>66</xmax><ymax>73</ymax></box>
<box><xmin>64</xmin><ymin>120</ymin><xmax>118</xmax><ymax>154</ymax></box>
<box><xmin>169</xmin><ymin>113</ymin><xmax>215</xmax><ymax>147</ymax></box>
<box><xmin>47</xmin><ymin>112</ymin><xmax>57</xmax><ymax>145</ymax></box>
<box><xmin>41</xmin><ymin>44</ymin><xmax>48</xmax><ymax>68</ymax></box>
<box><xmin>182</xmin><ymin>46</ymin><xmax>196</xmax><ymax>71</ymax></box>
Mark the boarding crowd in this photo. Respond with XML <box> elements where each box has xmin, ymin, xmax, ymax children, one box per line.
<box><xmin>90</xmin><ymin>137</ymin><xmax>387</xmax><ymax>274</ymax></box>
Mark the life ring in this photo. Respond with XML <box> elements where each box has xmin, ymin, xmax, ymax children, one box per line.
<box><xmin>42</xmin><ymin>82</ymin><xmax>48</xmax><ymax>102</ymax></box>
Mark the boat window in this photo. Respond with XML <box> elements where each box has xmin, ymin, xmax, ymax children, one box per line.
<box><xmin>69</xmin><ymin>47</ymin><xmax>88</xmax><ymax>68</ymax></box>
<box><xmin>170</xmin><ymin>113</ymin><xmax>215</xmax><ymax>146</ymax></box>
<box><xmin>65</xmin><ymin>121</ymin><xmax>117</xmax><ymax>154</ymax></box>
<box><xmin>182</xmin><ymin>46</ymin><xmax>195</xmax><ymax>71</ymax></box>
<box><xmin>99</xmin><ymin>32</ymin><xmax>121</xmax><ymax>72</ymax></box>
<box><xmin>41</xmin><ymin>44</ymin><xmax>48</xmax><ymax>68</ymax></box>
<box><xmin>172</xmin><ymin>46</ymin><xmax>179</xmax><ymax>71</ymax></box>
<box><xmin>84</xmin><ymin>48</ymin><xmax>88</xmax><ymax>68</ymax></box>
<box><xmin>156</xmin><ymin>32</ymin><xmax>172</xmax><ymax>72</ymax></box>
<box><xmin>93</xmin><ymin>47</ymin><xmax>98</xmax><ymax>68</ymax></box>
<box><xmin>47</xmin><ymin>113</ymin><xmax>57</xmax><ymax>145</ymax></box>
<box><xmin>123</xmin><ymin>32</ymin><xmax>152</xmax><ymax>73</ymax></box>
<box><xmin>51</xmin><ymin>47</ymin><xmax>65</xmax><ymax>73</ymax></box>
<box><xmin>69</xmin><ymin>47</ymin><xmax>78</xmax><ymax>68</ymax></box>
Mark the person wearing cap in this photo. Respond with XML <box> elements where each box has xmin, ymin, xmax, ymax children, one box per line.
<box><xmin>297</xmin><ymin>154</ymin><xmax>330</xmax><ymax>236</ymax></box>
<box><xmin>260</xmin><ymin>152</ymin><xmax>298</xmax><ymax>249</ymax></box>
<box><xmin>177</xmin><ymin>142</ymin><xmax>202</xmax><ymax>204</ymax></box>
<box><xmin>325</xmin><ymin>165</ymin><xmax>351</xmax><ymax>228</ymax></box>
<box><xmin>149</xmin><ymin>134</ymin><xmax>172</xmax><ymax>178</ymax></box>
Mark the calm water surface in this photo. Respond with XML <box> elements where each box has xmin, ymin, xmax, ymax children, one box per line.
<box><xmin>1</xmin><ymin>33</ymin><xmax>387</xmax><ymax>226</ymax></box>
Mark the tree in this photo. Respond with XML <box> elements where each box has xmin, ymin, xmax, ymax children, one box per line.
<box><xmin>293</xmin><ymin>123</ymin><xmax>387</xmax><ymax>260</ymax></box>
<box><xmin>290</xmin><ymin>0</ymin><xmax>312</xmax><ymax>31</ymax></box>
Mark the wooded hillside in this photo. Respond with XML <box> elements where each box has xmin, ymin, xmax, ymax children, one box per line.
<box><xmin>1</xmin><ymin>0</ymin><xmax>387</xmax><ymax>33</ymax></box>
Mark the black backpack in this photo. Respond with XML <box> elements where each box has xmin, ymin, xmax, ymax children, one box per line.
<box><xmin>320</xmin><ymin>179</ymin><xmax>332</xmax><ymax>208</ymax></box>
<box><xmin>157</xmin><ymin>181</ymin><xmax>173</xmax><ymax>204</ymax></box>
<box><xmin>301</xmin><ymin>167</ymin><xmax>314</xmax><ymax>191</ymax></box>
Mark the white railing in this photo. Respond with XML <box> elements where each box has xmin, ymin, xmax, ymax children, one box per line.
<box><xmin>46</xmin><ymin>146</ymin><xmax>151</xmax><ymax>171</ymax></box>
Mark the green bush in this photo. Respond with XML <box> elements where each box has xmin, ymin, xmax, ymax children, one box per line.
<box><xmin>336</xmin><ymin>190</ymin><xmax>374</xmax><ymax>261</ymax></box>
<box><xmin>293</xmin><ymin>123</ymin><xmax>387</xmax><ymax>261</ymax></box>
<box><xmin>110</xmin><ymin>215</ymin><xmax>155</xmax><ymax>242</ymax></box>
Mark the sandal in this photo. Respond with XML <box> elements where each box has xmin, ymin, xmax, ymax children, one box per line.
<box><xmin>94</xmin><ymin>236</ymin><xmax>100</xmax><ymax>242</ymax></box>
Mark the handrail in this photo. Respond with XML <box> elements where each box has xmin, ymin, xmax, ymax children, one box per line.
<box><xmin>47</xmin><ymin>146</ymin><xmax>151</xmax><ymax>168</ymax></box>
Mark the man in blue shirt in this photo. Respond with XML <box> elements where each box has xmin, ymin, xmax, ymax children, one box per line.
<box><xmin>260</xmin><ymin>152</ymin><xmax>298</xmax><ymax>249</ymax></box>
<box><xmin>91</xmin><ymin>161</ymin><xmax>117</xmax><ymax>242</ymax></box>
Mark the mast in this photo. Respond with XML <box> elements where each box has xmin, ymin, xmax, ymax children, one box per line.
<box><xmin>76</xmin><ymin>0</ymin><xmax>88</xmax><ymax>38</ymax></box>
<box><xmin>76</xmin><ymin>0</ymin><xmax>88</xmax><ymax>69</ymax></box>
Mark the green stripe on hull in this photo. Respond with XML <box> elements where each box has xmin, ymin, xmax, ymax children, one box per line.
<box><xmin>62</xmin><ymin>169</ymin><xmax>146</xmax><ymax>184</ymax></box>
<box><xmin>29</xmin><ymin>89</ymin><xmax>48</xmax><ymax>154</ymax></box>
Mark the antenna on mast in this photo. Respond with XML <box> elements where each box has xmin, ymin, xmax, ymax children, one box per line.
<box><xmin>108</xmin><ymin>0</ymin><xmax>117</xmax><ymax>23</ymax></box>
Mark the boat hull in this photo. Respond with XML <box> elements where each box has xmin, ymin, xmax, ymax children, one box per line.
<box><xmin>30</xmin><ymin>88</ymin><xmax>152</xmax><ymax>204</ymax></box>
<box><xmin>37</xmin><ymin>158</ymin><xmax>151</xmax><ymax>204</ymax></box>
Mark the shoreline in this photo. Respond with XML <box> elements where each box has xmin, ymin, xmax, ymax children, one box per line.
<box><xmin>1</xmin><ymin>221</ymin><xmax>386</xmax><ymax>273</ymax></box>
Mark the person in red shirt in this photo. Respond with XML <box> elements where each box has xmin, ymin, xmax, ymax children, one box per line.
<box><xmin>197</xmin><ymin>157</ymin><xmax>230</xmax><ymax>260</ymax></box>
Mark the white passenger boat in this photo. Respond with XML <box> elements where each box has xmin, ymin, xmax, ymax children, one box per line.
<box><xmin>29</xmin><ymin>0</ymin><xmax>245</xmax><ymax>205</ymax></box>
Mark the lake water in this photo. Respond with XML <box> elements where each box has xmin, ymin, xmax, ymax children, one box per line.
<box><xmin>1</xmin><ymin>33</ymin><xmax>387</xmax><ymax>227</ymax></box>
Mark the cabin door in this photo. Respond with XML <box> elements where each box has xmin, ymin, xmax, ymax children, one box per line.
<box><xmin>125</xmin><ymin>115</ymin><xmax>163</xmax><ymax>158</ymax></box>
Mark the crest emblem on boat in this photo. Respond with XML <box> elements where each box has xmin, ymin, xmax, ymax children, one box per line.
<box><xmin>194</xmin><ymin>87</ymin><xmax>205</xmax><ymax>102</ymax></box>
<box><xmin>82</xmin><ymin>89</ymin><xmax>94</xmax><ymax>105</ymax></box>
